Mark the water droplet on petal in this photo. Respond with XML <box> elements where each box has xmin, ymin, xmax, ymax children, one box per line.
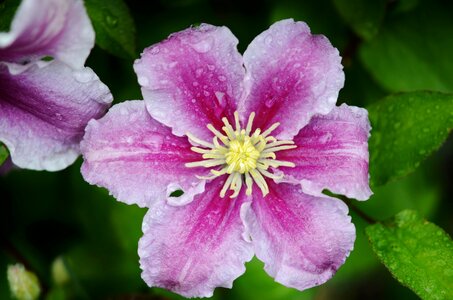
<box><xmin>218</xmin><ymin>75</ymin><xmax>226</xmax><ymax>82</ymax></box>
<box><xmin>215</xmin><ymin>91</ymin><xmax>225</xmax><ymax>105</ymax></box>
<box><xmin>73</xmin><ymin>70</ymin><xmax>94</xmax><ymax>83</ymax></box>
<box><xmin>319</xmin><ymin>132</ymin><xmax>332</xmax><ymax>144</ymax></box>
<box><xmin>192</xmin><ymin>37</ymin><xmax>213</xmax><ymax>53</ymax></box>
<box><xmin>195</xmin><ymin>68</ymin><xmax>204</xmax><ymax>78</ymax></box>
<box><xmin>138</xmin><ymin>76</ymin><xmax>149</xmax><ymax>86</ymax></box>
<box><xmin>150</xmin><ymin>46</ymin><xmax>160</xmax><ymax>54</ymax></box>
<box><xmin>264</xmin><ymin>35</ymin><xmax>273</xmax><ymax>45</ymax></box>
<box><xmin>265</xmin><ymin>98</ymin><xmax>276</xmax><ymax>108</ymax></box>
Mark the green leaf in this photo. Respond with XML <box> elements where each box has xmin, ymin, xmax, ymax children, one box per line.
<box><xmin>0</xmin><ymin>143</ymin><xmax>8</xmax><ymax>166</ymax></box>
<box><xmin>368</xmin><ymin>91</ymin><xmax>453</xmax><ymax>186</ymax></box>
<box><xmin>366</xmin><ymin>210</ymin><xmax>453</xmax><ymax>300</ymax></box>
<box><xmin>84</xmin><ymin>0</ymin><xmax>136</xmax><ymax>59</ymax></box>
<box><xmin>359</xmin><ymin>0</ymin><xmax>453</xmax><ymax>92</ymax></box>
<box><xmin>0</xmin><ymin>0</ymin><xmax>20</xmax><ymax>32</ymax></box>
<box><xmin>332</xmin><ymin>0</ymin><xmax>387</xmax><ymax>40</ymax></box>
<box><xmin>356</xmin><ymin>168</ymin><xmax>440</xmax><ymax>221</ymax></box>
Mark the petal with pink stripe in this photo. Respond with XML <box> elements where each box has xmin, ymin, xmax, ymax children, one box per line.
<box><xmin>243</xmin><ymin>181</ymin><xmax>355</xmax><ymax>291</ymax></box>
<box><xmin>81</xmin><ymin>101</ymin><xmax>208</xmax><ymax>208</ymax></box>
<box><xmin>278</xmin><ymin>104</ymin><xmax>372</xmax><ymax>200</ymax></box>
<box><xmin>138</xmin><ymin>177</ymin><xmax>254</xmax><ymax>297</ymax></box>
<box><xmin>134</xmin><ymin>24</ymin><xmax>245</xmax><ymax>141</ymax></box>
<box><xmin>0</xmin><ymin>60</ymin><xmax>112</xmax><ymax>171</ymax></box>
<box><xmin>240</xmin><ymin>19</ymin><xmax>344</xmax><ymax>140</ymax></box>
<box><xmin>0</xmin><ymin>0</ymin><xmax>94</xmax><ymax>68</ymax></box>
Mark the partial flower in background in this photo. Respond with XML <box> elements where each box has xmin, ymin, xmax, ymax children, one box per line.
<box><xmin>0</xmin><ymin>0</ymin><xmax>112</xmax><ymax>171</ymax></box>
<box><xmin>81</xmin><ymin>19</ymin><xmax>371</xmax><ymax>297</ymax></box>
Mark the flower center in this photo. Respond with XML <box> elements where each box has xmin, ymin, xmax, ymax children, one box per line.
<box><xmin>225</xmin><ymin>137</ymin><xmax>260</xmax><ymax>174</ymax></box>
<box><xmin>185</xmin><ymin>112</ymin><xmax>296</xmax><ymax>198</ymax></box>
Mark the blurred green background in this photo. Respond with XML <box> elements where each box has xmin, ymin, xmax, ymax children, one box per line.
<box><xmin>1</xmin><ymin>0</ymin><xmax>453</xmax><ymax>299</ymax></box>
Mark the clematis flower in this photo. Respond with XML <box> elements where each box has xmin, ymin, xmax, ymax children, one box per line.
<box><xmin>81</xmin><ymin>19</ymin><xmax>372</xmax><ymax>297</ymax></box>
<box><xmin>0</xmin><ymin>0</ymin><xmax>112</xmax><ymax>171</ymax></box>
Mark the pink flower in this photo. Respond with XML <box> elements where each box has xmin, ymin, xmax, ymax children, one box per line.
<box><xmin>81</xmin><ymin>19</ymin><xmax>371</xmax><ymax>297</ymax></box>
<box><xmin>0</xmin><ymin>0</ymin><xmax>112</xmax><ymax>171</ymax></box>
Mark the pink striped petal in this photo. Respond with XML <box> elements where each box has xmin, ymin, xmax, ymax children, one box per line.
<box><xmin>278</xmin><ymin>104</ymin><xmax>372</xmax><ymax>200</ymax></box>
<box><xmin>243</xmin><ymin>181</ymin><xmax>355</xmax><ymax>291</ymax></box>
<box><xmin>134</xmin><ymin>24</ymin><xmax>245</xmax><ymax>141</ymax></box>
<box><xmin>0</xmin><ymin>61</ymin><xmax>112</xmax><ymax>171</ymax></box>
<box><xmin>0</xmin><ymin>0</ymin><xmax>94</xmax><ymax>68</ymax></box>
<box><xmin>240</xmin><ymin>19</ymin><xmax>344</xmax><ymax>140</ymax></box>
<box><xmin>81</xmin><ymin>101</ymin><xmax>208</xmax><ymax>208</ymax></box>
<box><xmin>138</xmin><ymin>177</ymin><xmax>254</xmax><ymax>297</ymax></box>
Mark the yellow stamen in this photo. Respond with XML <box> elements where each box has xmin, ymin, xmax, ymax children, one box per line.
<box><xmin>185</xmin><ymin>111</ymin><xmax>296</xmax><ymax>198</ymax></box>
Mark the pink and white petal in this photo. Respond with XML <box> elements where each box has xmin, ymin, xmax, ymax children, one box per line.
<box><xmin>278</xmin><ymin>104</ymin><xmax>372</xmax><ymax>200</ymax></box>
<box><xmin>240</xmin><ymin>19</ymin><xmax>344</xmax><ymax>140</ymax></box>
<box><xmin>134</xmin><ymin>24</ymin><xmax>245</xmax><ymax>141</ymax></box>
<box><xmin>0</xmin><ymin>61</ymin><xmax>112</xmax><ymax>171</ymax></box>
<box><xmin>0</xmin><ymin>0</ymin><xmax>94</xmax><ymax>68</ymax></box>
<box><xmin>81</xmin><ymin>100</ymin><xmax>209</xmax><ymax>208</ymax></box>
<box><xmin>243</xmin><ymin>181</ymin><xmax>355</xmax><ymax>291</ymax></box>
<box><xmin>138</xmin><ymin>177</ymin><xmax>254</xmax><ymax>298</ymax></box>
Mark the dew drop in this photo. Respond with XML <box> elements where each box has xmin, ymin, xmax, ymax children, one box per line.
<box><xmin>138</xmin><ymin>76</ymin><xmax>149</xmax><ymax>86</ymax></box>
<box><xmin>264</xmin><ymin>35</ymin><xmax>273</xmax><ymax>45</ymax></box>
<box><xmin>319</xmin><ymin>132</ymin><xmax>332</xmax><ymax>144</ymax></box>
<box><xmin>150</xmin><ymin>46</ymin><xmax>160</xmax><ymax>54</ymax></box>
<box><xmin>168</xmin><ymin>61</ymin><xmax>178</xmax><ymax>68</ymax></box>
<box><xmin>73</xmin><ymin>70</ymin><xmax>94</xmax><ymax>83</ymax></box>
<box><xmin>195</xmin><ymin>68</ymin><xmax>204</xmax><ymax>78</ymax></box>
<box><xmin>103</xmin><ymin>9</ymin><xmax>118</xmax><ymax>27</ymax></box>
<box><xmin>218</xmin><ymin>75</ymin><xmax>226</xmax><ymax>82</ymax></box>
<box><xmin>265</xmin><ymin>98</ymin><xmax>276</xmax><ymax>108</ymax></box>
<box><xmin>192</xmin><ymin>37</ymin><xmax>213</xmax><ymax>53</ymax></box>
<box><xmin>191</xmin><ymin>98</ymin><xmax>196</xmax><ymax>103</ymax></box>
<box><xmin>203</xmin><ymin>90</ymin><xmax>210</xmax><ymax>97</ymax></box>
<box><xmin>207</xmin><ymin>64</ymin><xmax>215</xmax><ymax>71</ymax></box>
<box><xmin>215</xmin><ymin>91</ymin><xmax>225</xmax><ymax>105</ymax></box>
<box><xmin>192</xmin><ymin>81</ymin><xmax>199</xmax><ymax>87</ymax></box>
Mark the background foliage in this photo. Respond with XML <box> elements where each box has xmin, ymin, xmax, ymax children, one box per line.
<box><xmin>1</xmin><ymin>0</ymin><xmax>452</xmax><ymax>299</ymax></box>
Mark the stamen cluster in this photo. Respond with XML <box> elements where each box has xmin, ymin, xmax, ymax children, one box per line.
<box><xmin>186</xmin><ymin>112</ymin><xmax>296</xmax><ymax>198</ymax></box>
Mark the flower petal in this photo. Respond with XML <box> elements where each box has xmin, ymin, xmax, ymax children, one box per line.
<box><xmin>134</xmin><ymin>24</ymin><xmax>245</xmax><ymax>141</ymax></box>
<box><xmin>0</xmin><ymin>0</ymin><xmax>94</xmax><ymax>68</ymax></box>
<box><xmin>278</xmin><ymin>104</ymin><xmax>372</xmax><ymax>200</ymax></box>
<box><xmin>0</xmin><ymin>61</ymin><xmax>112</xmax><ymax>171</ymax></box>
<box><xmin>81</xmin><ymin>100</ymin><xmax>209</xmax><ymax>208</ymax></box>
<box><xmin>138</xmin><ymin>177</ymin><xmax>254</xmax><ymax>297</ymax></box>
<box><xmin>240</xmin><ymin>19</ymin><xmax>344</xmax><ymax>139</ymax></box>
<box><xmin>244</xmin><ymin>181</ymin><xmax>355</xmax><ymax>291</ymax></box>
